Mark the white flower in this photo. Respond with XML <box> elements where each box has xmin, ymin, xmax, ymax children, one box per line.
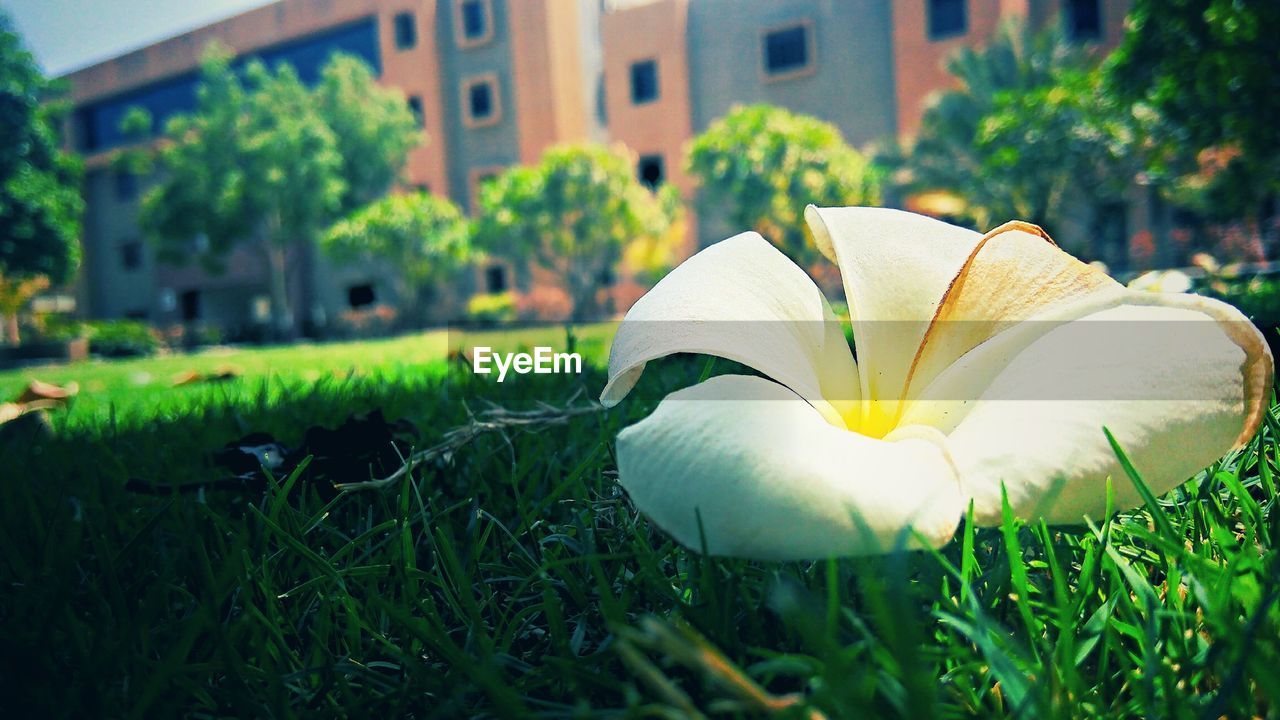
<box><xmin>601</xmin><ymin>207</ymin><xmax>1272</xmax><ymax>560</ymax></box>
<box><xmin>1127</xmin><ymin>269</ymin><xmax>1194</xmax><ymax>294</ymax></box>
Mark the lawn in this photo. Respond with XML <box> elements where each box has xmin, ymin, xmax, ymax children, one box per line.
<box><xmin>0</xmin><ymin>323</ymin><xmax>615</xmax><ymax>429</ymax></box>
<box><xmin>1</xmin><ymin>325</ymin><xmax>1278</xmax><ymax>718</ymax></box>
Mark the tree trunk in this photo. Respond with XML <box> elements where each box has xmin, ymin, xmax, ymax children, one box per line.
<box><xmin>266</xmin><ymin>244</ymin><xmax>295</xmax><ymax>341</ymax></box>
<box><xmin>3</xmin><ymin>313</ymin><xmax>18</xmax><ymax>346</ymax></box>
<box><xmin>1148</xmin><ymin>186</ymin><xmax>1174</xmax><ymax>268</ymax></box>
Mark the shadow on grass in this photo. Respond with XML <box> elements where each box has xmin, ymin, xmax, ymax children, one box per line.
<box><xmin>1</xmin><ymin>355</ymin><xmax>1278</xmax><ymax>717</ymax></box>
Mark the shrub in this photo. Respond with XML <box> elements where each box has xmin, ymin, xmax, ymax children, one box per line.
<box><xmin>465</xmin><ymin>292</ymin><xmax>517</xmax><ymax>327</ymax></box>
<box><xmin>337</xmin><ymin>304</ymin><xmax>399</xmax><ymax>339</ymax></box>
<box><xmin>88</xmin><ymin>320</ymin><xmax>164</xmax><ymax>357</ymax></box>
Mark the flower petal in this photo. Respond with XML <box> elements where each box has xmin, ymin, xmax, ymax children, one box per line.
<box><xmin>905</xmin><ymin>221</ymin><xmax>1125</xmax><ymax>402</ymax></box>
<box><xmin>601</xmin><ymin>232</ymin><xmax>859</xmax><ymax>427</ymax></box>
<box><xmin>803</xmin><ymin>207</ymin><xmax>981</xmax><ymax>432</ymax></box>
<box><xmin>616</xmin><ymin>374</ymin><xmax>963</xmax><ymax>560</ymax></box>
<box><xmin>929</xmin><ymin>295</ymin><xmax>1271</xmax><ymax>525</ymax></box>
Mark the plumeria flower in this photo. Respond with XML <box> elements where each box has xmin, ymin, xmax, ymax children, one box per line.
<box><xmin>601</xmin><ymin>207</ymin><xmax>1272</xmax><ymax>560</ymax></box>
<box><xmin>1127</xmin><ymin>268</ymin><xmax>1194</xmax><ymax>294</ymax></box>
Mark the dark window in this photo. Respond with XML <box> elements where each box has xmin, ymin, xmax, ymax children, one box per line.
<box><xmin>927</xmin><ymin>0</ymin><xmax>967</xmax><ymax>39</ymax></box>
<box><xmin>595</xmin><ymin>73</ymin><xmax>608</xmax><ymax>125</ymax></box>
<box><xmin>460</xmin><ymin>0</ymin><xmax>488</xmax><ymax>39</ymax></box>
<box><xmin>115</xmin><ymin>171</ymin><xmax>138</xmax><ymax>201</ymax></box>
<box><xmin>394</xmin><ymin>12</ymin><xmax>417</xmax><ymax>49</ymax></box>
<box><xmin>638</xmin><ymin>155</ymin><xmax>664</xmax><ymax>190</ymax></box>
<box><xmin>469</xmin><ymin>81</ymin><xmax>494</xmax><ymax>119</ymax></box>
<box><xmin>415</xmin><ymin>183</ymin><xmax>430</xmax><ymax>194</ymax></box>
<box><xmin>407</xmin><ymin>95</ymin><xmax>424</xmax><ymax>126</ymax></box>
<box><xmin>630</xmin><ymin>60</ymin><xmax>658</xmax><ymax>104</ymax></box>
<box><xmin>75</xmin><ymin>19</ymin><xmax>381</xmax><ymax>154</ymax></box>
<box><xmin>180</xmin><ymin>290</ymin><xmax>201</xmax><ymax>322</ymax></box>
<box><xmin>485</xmin><ymin>265</ymin><xmax>507</xmax><ymax>293</ymax></box>
<box><xmin>348</xmin><ymin>283</ymin><xmax>376</xmax><ymax>308</ymax></box>
<box><xmin>120</xmin><ymin>241</ymin><xmax>143</xmax><ymax>270</ymax></box>
<box><xmin>1065</xmin><ymin>0</ymin><xmax>1102</xmax><ymax>40</ymax></box>
<box><xmin>763</xmin><ymin>25</ymin><xmax>810</xmax><ymax>75</ymax></box>
<box><xmin>125</xmin><ymin>309</ymin><xmax>148</xmax><ymax>320</ymax></box>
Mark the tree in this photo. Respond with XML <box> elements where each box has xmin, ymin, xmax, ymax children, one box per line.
<box><xmin>901</xmin><ymin>26</ymin><xmax>1126</xmax><ymax>229</ymax></box>
<box><xmin>322</xmin><ymin>192</ymin><xmax>471</xmax><ymax>323</ymax></box>
<box><xmin>137</xmin><ymin>47</ymin><xmax>421</xmax><ymax>337</ymax></box>
<box><xmin>474</xmin><ymin>144</ymin><xmax>679</xmax><ymax>321</ymax></box>
<box><xmin>685</xmin><ymin>104</ymin><xmax>881</xmax><ymax>268</ymax></box>
<box><xmin>313</xmin><ymin>55</ymin><xmax>423</xmax><ymax>214</ymax></box>
<box><xmin>0</xmin><ymin>12</ymin><xmax>83</xmax><ymax>344</ymax></box>
<box><xmin>1108</xmin><ymin>0</ymin><xmax>1280</xmax><ymax>222</ymax></box>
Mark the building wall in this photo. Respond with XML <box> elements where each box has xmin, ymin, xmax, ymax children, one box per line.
<box><xmin>893</xmin><ymin>0</ymin><xmax>1025</xmax><ymax>140</ymax></box>
<box><xmin>78</xmin><ymin>169</ymin><xmax>156</xmax><ymax>319</ymax></box>
<box><xmin>687</xmin><ymin>0</ymin><xmax>898</xmax><ymax>149</ymax></box>
<box><xmin>436</xmin><ymin>0</ymin><xmax>521</xmax><ymax>216</ymax></box>
<box><xmin>62</xmin><ymin>0</ymin><xmax>604</xmax><ymax>330</ymax></box>
<box><xmin>895</xmin><ymin>0</ymin><xmax>1131</xmax><ymax>140</ymax></box>
<box><xmin>61</xmin><ymin>0</ymin><xmax>1144</xmax><ymax>328</ymax></box>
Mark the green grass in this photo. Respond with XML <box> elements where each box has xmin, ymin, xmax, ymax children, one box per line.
<box><xmin>1</xmin><ymin>330</ymin><xmax>1278</xmax><ymax>718</ymax></box>
<box><xmin>0</xmin><ymin>323</ymin><xmax>615</xmax><ymax>429</ymax></box>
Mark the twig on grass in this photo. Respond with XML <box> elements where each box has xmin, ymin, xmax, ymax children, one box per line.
<box><xmin>332</xmin><ymin>391</ymin><xmax>602</xmax><ymax>493</ymax></box>
<box><xmin>614</xmin><ymin>615</ymin><xmax>829</xmax><ymax>719</ymax></box>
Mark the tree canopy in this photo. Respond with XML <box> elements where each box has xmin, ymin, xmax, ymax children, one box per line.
<box><xmin>322</xmin><ymin>191</ymin><xmax>471</xmax><ymax>320</ymax></box>
<box><xmin>0</xmin><ymin>12</ymin><xmax>82</xmax><ymax>289</ymax></box>
<box><xmin>474</xmin><ymin>144</ymin><xmax>680</xmax><ymax>321</ymax></box>
<box><xmin>899</xmin><ymin>24</ymin><xmax>1139</xmax><ymax>244</ymax></box>
<box><xmin>685</xmin><ymin>104</ymin><xmax>881</xmax><ymax>268</ymax></box>
<box><xmin>1108</xmin><ymin>0</ymin><xmax>1280</xmax><ymax>221</ymax></box>
<box><xmin>137</xmin><ymin>47</ymin><xmax>421</xmax><ymax>336</ymax></box>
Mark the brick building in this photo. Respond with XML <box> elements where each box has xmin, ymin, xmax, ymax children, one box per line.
<box><xmin>61</xmin><ymin>0</ymin><xmax>1129</xmax><ymax>333</ymax></box>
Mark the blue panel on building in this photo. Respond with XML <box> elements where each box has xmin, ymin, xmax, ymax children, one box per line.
<box><xmin>76</xmin><ymin>18</ymin><xmax>381</xmax><ymax>153</ymax></box>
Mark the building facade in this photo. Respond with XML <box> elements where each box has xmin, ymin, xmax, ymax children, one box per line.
<box><xmin>67</xmin><ymin>0</ymin><xmax>602</xmax><ymax>335</ymax></box>
<box><xmin>62</xmin><ymin>0</ymin><xmax>1129</xmax><ymax>332</ymax></box>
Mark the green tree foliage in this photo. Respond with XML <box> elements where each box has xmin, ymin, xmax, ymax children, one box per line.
<box><xmin>475</xmin><ymin>144</ymin><xmax>680</xmax><ymax>321</ymax></box>
<box><xmin>137</xmin><ymin>47</ymin><xmax>420</xmax><ymax>337</ymax></box>
<box><xmin>902</xmin><ymin>24</ymin><xmax>1139</xmax><ymax>247</ymax></box>
<box><xmin>0</xmin><ymin>12</ymin><xmax>83</xmax><ymax>343</ymax></box>
<box><xmin>314</xmin><ymin>56</ymin><xmax>423</xmax><ymax>213</ymax></box>
<box><xmin>685</xmin><ymin>104</ymin><xmax>881</xmax><ymax>267</ymax></box>
<box><xmin>322</xmin><ymin>192</ymin><xmax>471</xmax><ymax>320</ymax></box>
<box><xmin>1109</xmin><ymin>0</ymin><xmax>1280</xmax><ymax>221</ymax></box>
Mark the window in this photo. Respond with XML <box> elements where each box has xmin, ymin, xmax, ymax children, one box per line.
<box><xmin>120</xmin><ymin>241</ymin><xmax>143</xmax><ymax>270</ymax></box>
<box><xmin>595</xmin><ymin>73</ymin><xmax>608</xmax><ymax>125</ymax></box>
<box><xmin>470</xmin><ymin>83</ymin><xmax>492</xmax><ymax>118</ymax></box>
<box><xmin>180</xmin><ymin>290</ymin><xmax>201</xmax><ymax>322</ymax></box>
<box><xmin>455</xmin><ymin>0</ymin><xmax>493</xmax><ymax>48</ymax></box>
<box><xmin>927</xmin><ymin>0</ymin><xmax>967</xmax><ymax>40</ymax></box>
<box><xmin>485</xmin><ymin>265</ymin><xmax>507</xmax><ymax>293</ymax></box>
<box><xmin>629</xmin><ymin>60</ymin><xmax>658</xmax><ymax>104</ymax></box>
<box><xmin>462</xmin><ymin>74</ymin><xmax>501</xmax><ymax>127</ymax></box>
<box><xmin>115</xmin><ymin>171</ymin><xmax>138</xmax><ymax>201</ymax></box>
<box><xmin>347</xmin><ymin>283</ymin><xmax>376</xmax><ymax>308</ymax></box>
<box><xmin>75</xmin><ymin>18</ymin><xmax>381</xmax><ymax>154</ymax></box>
<box><xmin>1065</xmin><ymin>0</ymin><xmax>1102</xmax><ymax>41</ymax></box>
<box><xmin>637</xmin><ymin>155</ymin><xmax>664</xmax><ymax>190</ymax></box>
<box><xmin>407</xmin><ymin>95</ymin><xmax>424</xmax><ymax>126</ymax></box>
<box><xmin>393</xmin><ymin>12</ymin><xmax>417</xmax><ymax>50</ymax></box>
<box><xmin>762</xmin><ymin>23</ymin><xmax>814</xmax><ymax>79</ymax></box>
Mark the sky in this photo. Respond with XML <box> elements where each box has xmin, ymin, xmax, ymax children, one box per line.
<box><xmin>2</xmin><ymin>0</ymin><xmax>276</xmax><ymax>76</ymax></box>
